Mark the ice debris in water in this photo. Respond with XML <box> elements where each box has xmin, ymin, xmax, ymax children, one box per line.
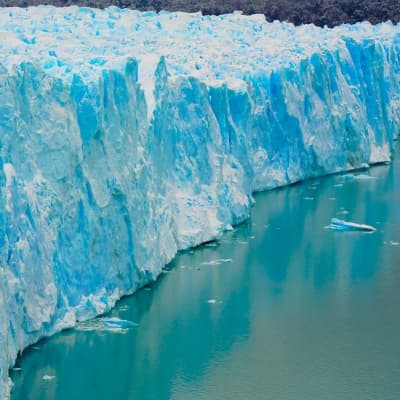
<box><xmin>103</xmin><ymin>317</ymin><xmax>138</xmax><ymax>328</ymax></box>
<box><xmin>342</xmin><ymin>173</ymin><xmax>378</xmax><ymax>181</ymax></box>
<box><xmin>75</xmin><ymin>317</ymin><xmax>138</xmax><ymax>333</ymax></box>
<box><xmin>336</xmin><ymin>209</ymin><xmax>350</xmax><ymax>215</ymax></box>
<box><xmin>42</xmin><ymin>375</ymin><xmax>56</xmax><ymax>381</ymax></box>
<box><xmin>201</xmin><ymin>258</ymin><xmax>233</xmax><ymax>266</ymax></box>
<box><xmin>326</xmin><ymin>218</ymin><xmax>376</xmax><ymax>232</ymax></box>
<box><xmin>353</xmin><ymin>174</ymin><xmax>378</xmax><ymax>180</ymax></box>
<box><xmin>1</xmin><ymin>6</ymin><xmax>400</xmax><ymax>398</ymax></box>
<box><xmin>207</xmin><ymin>299</ymin><xmax>223</xmax><ymax>304</ymax></box>
<box><xmin>205</xmin><ymin>242</ymin><xmax>220</xmax><ymax>248</ymax></box>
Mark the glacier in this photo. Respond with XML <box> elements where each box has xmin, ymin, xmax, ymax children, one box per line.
<box><xmin>0</xmin><ymin>6</ymin><xmax>400</xmax><ymax>398</ymax></box>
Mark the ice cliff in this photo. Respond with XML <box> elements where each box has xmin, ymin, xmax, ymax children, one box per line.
<box><xmin>0</xmin><ymin>6</ymin><xmax>399</xmax><ymax>398</ymax></box>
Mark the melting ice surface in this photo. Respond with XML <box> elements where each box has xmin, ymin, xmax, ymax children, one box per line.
<box><xmin>1</xmin><ymin>6</ymin><xmax>400</xmax><ymax>398</ymax></box>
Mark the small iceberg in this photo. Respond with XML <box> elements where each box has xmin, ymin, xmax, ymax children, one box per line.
<box><xmin>326</xmin><ymin>218</ymin><xmax>376</xmax><ymax>232</ymax></box>
<box><xmin>103</xmin><ymin>317</ymin><xmax>138</xmax><ymax>329</ymax></box>
<box><xmin>42</xmin><ymin>375</ymin><xmax>56</xmax><ymax>381</ymax></box>
<box><xmin>207</xmin><ymin>299</ymin><xmax>222</xmax><ymax>304</ymax></box>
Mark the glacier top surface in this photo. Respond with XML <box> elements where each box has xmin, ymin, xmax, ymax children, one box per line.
<box><xmin>0</xmin><ymin>6</ymin><xmax>399</xmax><ymax>87</ymax></box>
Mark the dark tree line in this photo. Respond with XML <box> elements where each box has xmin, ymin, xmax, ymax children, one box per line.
<box><xmin>0</xmin><ymin>0</ymin><xmax>399</xmax><ymax>27</ymax></box>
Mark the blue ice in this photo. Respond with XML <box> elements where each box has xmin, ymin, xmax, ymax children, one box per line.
<box><xmin>0</xmin><ymin>7</ymin><xmax>399</xmax><ymax>398</ymax></box>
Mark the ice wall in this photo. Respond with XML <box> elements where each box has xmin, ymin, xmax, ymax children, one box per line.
<box><xmin>1</xmin><ymin>7</ymin><xmax>400</xmax><ymax>398</ymax></box>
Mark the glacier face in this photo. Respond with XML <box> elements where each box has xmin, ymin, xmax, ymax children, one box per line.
<box><xmin>0</xmin><ymin>6</ymin><xmax>400</xmax><ymax>398</ymax></box>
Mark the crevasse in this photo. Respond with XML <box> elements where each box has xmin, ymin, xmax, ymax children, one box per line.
<box><xmin>0</xmin><ymin>7</ymin><xmax>400</xmax><ymax>398</ymax></box>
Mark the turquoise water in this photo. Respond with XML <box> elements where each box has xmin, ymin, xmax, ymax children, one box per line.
<box><xmin>11</xmin><ymin>153</ymin><xmax>400</xmax><ymax>400</ymax></box>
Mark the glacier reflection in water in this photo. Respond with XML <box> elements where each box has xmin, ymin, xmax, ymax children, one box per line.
<box><xmin>11</xmin><ymin>153</ymin><xmax>400</xmax><ymax>400</ymax></box>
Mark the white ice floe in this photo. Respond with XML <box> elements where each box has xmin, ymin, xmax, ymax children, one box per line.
<box><xmin>326</xmin><ymin>218</ymin><xmax>376</xmax><ymax>232</ymax></box>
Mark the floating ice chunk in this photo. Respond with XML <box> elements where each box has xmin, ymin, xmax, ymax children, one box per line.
<box><xmin>42</xmin><ymin>375</ymin><xmax>55</xmax><ymax>381</ymax></box>
<box><xmin>205</xmin><ymin>242</ymin><xmax>219</xmax><ymax>248</ymax></box>
<box><xmin>336</xmin><ymin>209</ymin><xmax>350</xmax><ymax>216</ymax></box>
<box><xmin>207</xmin><ymin>299</ymin><xmax>223</xmax><ymax>304</ymax></box>
<box><xmin>103</xmin><ymin>317</ymin><xmax>138</xmax><ymax>329</ymax></box>
<box><xmin>201</xmin><ymin>258</ymin><xmax>233</xmax><ymax>266</ymax></box>
<box><xmin>342</xmin><ymin>174</ymin><xmax>355</xmax><ymax>180</ymax></box>
<box><xmin>342</xmin><ymin>173</ymin><xmax>377</xmax><ymax>181</ymax></box>
<box><xmin>353</xmin><ymin>174</ymin><xmax>378</xmax><ymax>180</ymax></box>
<box><xmin>201</xmin><ymin>260</ymin><xmax>216</xmax><ymax>266</ymax></box>
<box><xmin>75</xmin><ymin>317</ymin><xmax>138</xmax><ymax>333</ymax></box>
<box><xmin>326</xmin><ymin>218</ymin><xmax>376</xmax><ymax>232</ymax></box>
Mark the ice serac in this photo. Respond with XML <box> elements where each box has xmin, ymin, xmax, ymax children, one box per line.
<box><xmin>1</xmin><ymin>7</ymin><xmax>400</xmax><ymax>398</ymax></box>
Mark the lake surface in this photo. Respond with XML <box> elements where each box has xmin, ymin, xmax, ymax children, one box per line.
<box><xmin>11</xmin><ymin>148</ymin><xmax>400</xmax><ymax>400</ymax></box>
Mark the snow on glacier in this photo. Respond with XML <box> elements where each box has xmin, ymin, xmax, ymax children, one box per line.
<box><xmin>1</xmin><ymin>6</ymin><xmax>400</xmax><ymax>398</ymax></box>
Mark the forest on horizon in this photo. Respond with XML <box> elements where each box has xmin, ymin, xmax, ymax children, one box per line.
<box><xmin>0</xmin><ymin>0</ymin><xmax>399</xmax><ymax>27</ymax></box>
